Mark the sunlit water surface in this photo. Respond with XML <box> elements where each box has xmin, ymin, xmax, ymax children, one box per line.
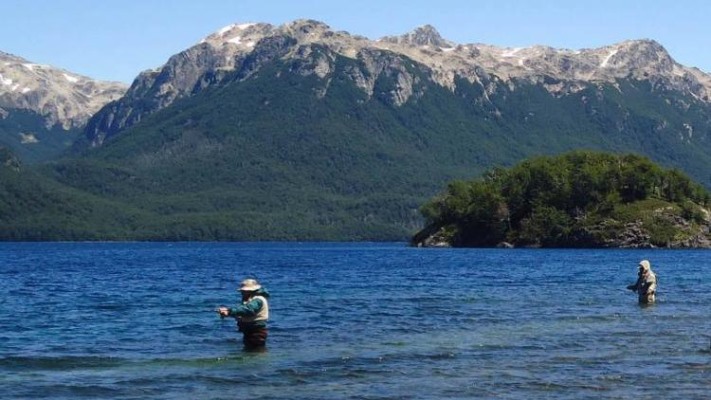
<box><xmin>1</xmin><ymin>242</ymin><xmax>710</xmax><ymax>399</ymax></box>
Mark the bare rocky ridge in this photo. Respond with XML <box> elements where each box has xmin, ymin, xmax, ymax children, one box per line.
<box><xmin>0</xmin><ymin>51</ymin><xmax>127</xmax><ymax>130</ymax></box>
<box><xmin>85</xmin><ymin>19</ymin><xmax>711</xmax><ymax>146</ymax></box>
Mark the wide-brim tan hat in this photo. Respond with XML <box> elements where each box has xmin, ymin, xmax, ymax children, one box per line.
<box><xmin>639</xmin><ymin>260</ymin><xmax>651</xmax><ymax>270</ymax></box>
<box><xmin>239</xmin><ymin>278</ymin><xmax>261</xmax><ymax>291</ymax></box>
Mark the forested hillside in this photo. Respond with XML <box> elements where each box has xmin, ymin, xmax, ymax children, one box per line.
<box><xmin>3</xmin><ymin>21</ymin><xmax>711</xmax><ymax>241</ymax></box>
<box><xmin>413</xmin><ymin>151</ymin><xmax>711</xmax><ymax>248</ymax></box>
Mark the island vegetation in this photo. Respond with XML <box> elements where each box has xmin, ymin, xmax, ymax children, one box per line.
<box><xmin>412</xmin><ymin>151</ymin><xmax>711</xmax><ymax>248</ymax></box>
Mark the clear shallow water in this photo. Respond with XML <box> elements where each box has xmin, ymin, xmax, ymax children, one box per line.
<box><xmin>1</xmin><ymin>242</ymin><xmax>709</xmax><ymax>399</ymax></box>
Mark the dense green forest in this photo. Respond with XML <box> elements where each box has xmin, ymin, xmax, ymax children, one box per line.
<box><xmin>0</xmin><ymin>110</ymin><xmax>81</xmax><ymax>164</ymax></box>
<box><xmin>3</xmin><ymin>48</ymin><xmax>711</xmax><ymax>241</ymax></box>
<box><xmin>413</xmin><ymin>151</ymin><xmax>711</xmax><ymax>248</ymax></box>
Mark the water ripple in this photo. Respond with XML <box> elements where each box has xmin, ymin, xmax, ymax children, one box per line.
<box><xmin>1</xmin><ymin>243</ymin><xmax>711</xmax><ymax>399</ymax></box>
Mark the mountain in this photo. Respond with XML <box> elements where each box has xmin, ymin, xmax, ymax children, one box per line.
<box><xmin>0</xmin><ymin>51</ymin><xmax>127</xmax><ymax>163</ymax></box>
<box><xmin>83</xmin><ymin>20</ymin><xmax>711</xmax><ymax>146</ymax></box>
<box><xmin>6</xmin><ymin>19</ymin><xmax>711</xmax><ymax>241</ymax></box>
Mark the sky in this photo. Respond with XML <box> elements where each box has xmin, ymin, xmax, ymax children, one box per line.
<box><xmin>2</xmin><ymin>0</ymin><xmax>710</xmax><ymax>84</ymax></box>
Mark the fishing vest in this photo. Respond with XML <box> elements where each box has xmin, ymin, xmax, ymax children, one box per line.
<box><xmin>239</xmin><ymin>295</ymin><xmax>269</xmax><ymax>323</ymax></box>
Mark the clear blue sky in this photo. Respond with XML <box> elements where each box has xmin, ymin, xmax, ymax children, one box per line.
<box><xmin>2</xmin><ymin>0</ymin><xmax>709</xmax><ymax>83</ymax></box>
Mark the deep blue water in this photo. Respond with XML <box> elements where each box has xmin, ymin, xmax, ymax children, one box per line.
<box><xmin>1</xmin><ymin>242</ymin><xmax>710</xmax><ymax>399</ymax></box>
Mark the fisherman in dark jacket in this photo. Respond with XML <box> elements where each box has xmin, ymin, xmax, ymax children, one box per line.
<box><xmin>218</xmin><ymin>278</ymin><xmax>270</xmax><ymax>349</ymax></box>
<box><xmin>627</xmin><ymin>260</ymin><xmax>657</xmax><ymax>304</ymax></box>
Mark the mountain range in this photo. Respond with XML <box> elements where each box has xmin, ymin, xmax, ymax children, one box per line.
<box><xmin>83</xmin><ymin>21</ymin><xmax>711</xmax><ymax>143</ymax></box>
<box><xmin>0</xmin><ymin>51</ymin><xmax>127</xmax><ymax>162</ymax></box>
<box><xmin>1</xmin><ymin>19</ymin><xmax>711</xmax><ymax>241</ymax></box>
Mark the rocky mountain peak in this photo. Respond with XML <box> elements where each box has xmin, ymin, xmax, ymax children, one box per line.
<box><xmin>0</xmin><ymin>51</ymin><xmax>127</xmax><ymax>129</ymax></box>
<box><xmin>602</xmin><ymin>39</ymin><xmax>673</xmax><ymax>72</ymax></box>
<box><xmin>200</xmin><ymin>19</ymin><xmax>337</xmax><ymax>50</ymax></box>
<box><xmin>84</xmin><ymin>19</ymin><xmax>711</xmax><ymax>147</ymax></box>
<box><xmin>380</xmin><ymin>24</ymin><xmax>454</xmax><ymax>48</ymax></box>
<box><xmin>200</xmin><ymin>22</ymin><xmax>275</xmax><ymax>48</ymax></box>
<box><xmin>282</xmin><ymin>19</ymin><xmax>333</xmax><ymax>39</ymax></box>
<box><xmin>169</xmin><ymin>21</ymin><xmax>711</xmax><ymax>100</ymax></box>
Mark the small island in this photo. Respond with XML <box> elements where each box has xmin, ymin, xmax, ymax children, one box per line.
<box><xmin>412</xmin><ymin>151</ymin><xmax>711</xmax><ymax>248</ymax></box>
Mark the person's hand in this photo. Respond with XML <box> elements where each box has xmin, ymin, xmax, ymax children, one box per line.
<box><xmin>218</xmin><ymin>307</ymin><xmax>230</xmax><ymax>317</ymax></box>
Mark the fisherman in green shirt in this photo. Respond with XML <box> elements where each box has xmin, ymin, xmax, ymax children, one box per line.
<box><xmin>218</xmin><ymin>278</ymin><xmax>270</xmax><ymax>349</ymax></box>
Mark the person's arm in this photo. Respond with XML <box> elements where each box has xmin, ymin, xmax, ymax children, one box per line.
<box><xmin>224</xmin><ymin>298</ymin><xmax>264</xmax><ymax>318</ymax></box>
<box><xmin>627</xmin><ymin>276</ymin><xmax>641</xmax><ymax>292</ymax></box>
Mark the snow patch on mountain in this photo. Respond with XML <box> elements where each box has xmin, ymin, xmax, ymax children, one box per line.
<box><xmin>63</xmin><ymin>73</ymin><xmax>79</xmax><ymax>83</ymax></box>
<box><xmin>0</xmin><ymin>73</ymin><xmax>13</xmax><ymax>86</ymax></box>
<box><xmin>600</xmin><ymin>49</ymin><xmax>618</xmax><ymax>68</ymax></box>
<box><xmin>20</xmin><ymin>132</ymin><xmax>38</xmax><ymax>144</ymax></box>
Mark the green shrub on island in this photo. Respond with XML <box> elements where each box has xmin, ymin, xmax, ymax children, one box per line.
<box><xmin>413</xmin><ymin>151</ymin><xmax>711</xmax><ymax>248</ymax></box>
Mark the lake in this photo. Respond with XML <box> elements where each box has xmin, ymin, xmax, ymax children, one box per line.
<box><xmin>1</xmin><ymin>242</ymin><xmax>709</xmax><ymax>399</ymax></box>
